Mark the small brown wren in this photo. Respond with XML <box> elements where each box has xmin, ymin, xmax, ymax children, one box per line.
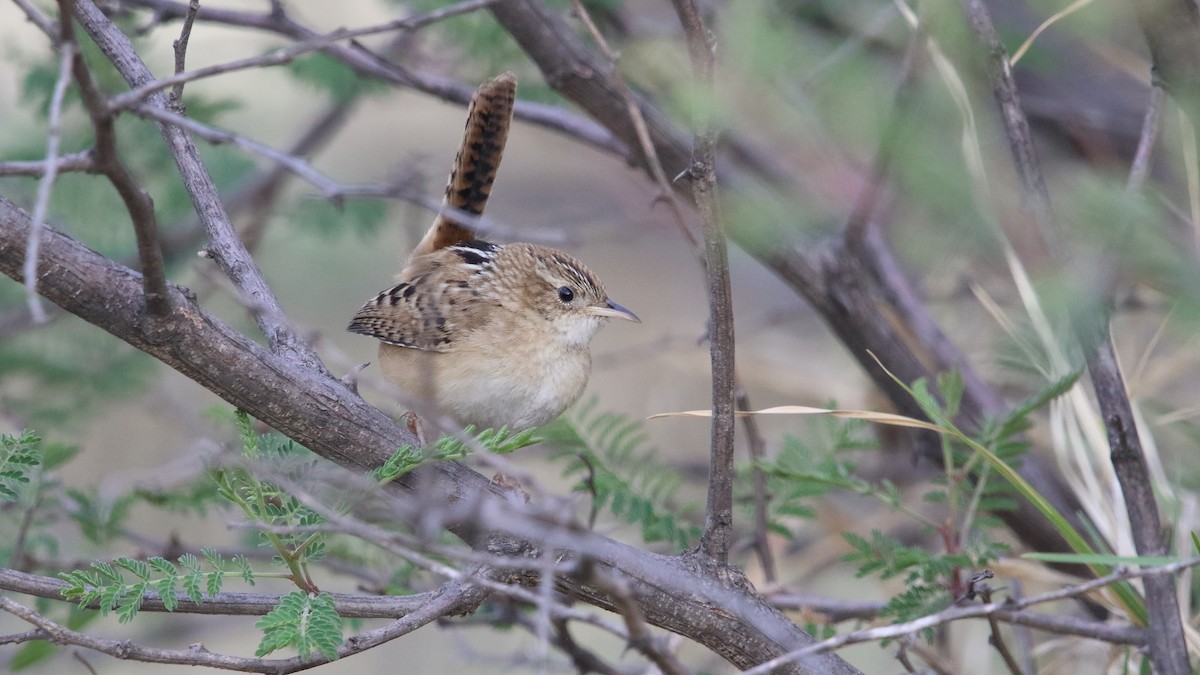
<box><xmin>347</xmin><ymin>74</ymin><xmax>639</xmax><ymax>431</ymax></box>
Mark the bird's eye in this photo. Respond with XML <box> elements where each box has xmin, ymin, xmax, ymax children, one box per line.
<box><xmin>557</xmin><ymin>286</ymin><xmax>575</xmax><ymax>303</ymax></box>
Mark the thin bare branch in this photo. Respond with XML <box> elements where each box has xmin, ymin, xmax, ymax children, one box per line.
<box><xmin>547</xmin><ymin>619</ymin><xmax>622</xmax><ymax>675</ymax></box>
<box><xmin>975</xmin><ymin>582</ymin><xmax>1023</xmax><ymax>675</ymax></box>
<box><xmin>744</xmin><ymin>558</ymin><xmax>1200</xmax><ymax>673</ymax></box>
<box><xmin>61</xmin><ymin>0</ymin><xmax>172</xmax><ymax>316</ymax></box>
<box><xmin>669</xmin><ymin>0</ymin><xmax>737</xmax><ymax>566</ymax></box>
<box><xmin>22</xmin><ymin>34</ymin><xmax>75</xmax><ymax>325</ymax></box>
<box><xmin>11</xmin><ymin>0</ymin><xmax>56</xmax><ymax>38</ymax></box>
<box><xmin>0</xmin><ymin>594</ymin><xmax>315</xmax><ymax>673</ymax></box>
<box><xmin>1127</xmin><ymin>84</ymin><xmax>1166</xmax><ymax>194</ymax></box>
<box><xmin>110</xmin><ymin>0</ymin><xmax>500</xmax><ymax>114</ymax></box>
<box><xmin>74</xmin><ymin>0</ymin><xmax>326</xmax><ymax>372</ymax></box>
<box><xmin>956</xmin><ymin>0</ymin><xmax>1059</xmax><ymax>264</ymax></box>
<box><xmin>579</xmin><ymin>561</ymin><xmax>693</xmax><ymax>675</ymax></box>
<box><xmin>0</xmin><ymin>150</ymin><xmax>97</xmax><ymax>177</ymax></box>
<box><xmin>167</xmin><ymin>0</ymin><xmax>200</xmax><ymax>104</ymax></box>
<box><xmin>122</xmin><ymin>0</ymin><xmax>628</xmax><ymax>159</ymax></box>
<box><xmin>0</xmin><ymin>566</ymin><xmax>449</xmax><ymax>619</ymax></box>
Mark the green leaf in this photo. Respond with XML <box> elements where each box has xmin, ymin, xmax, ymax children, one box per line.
<box><xmin>234</xmin><ymin>554</ymin><xmax>256</xmax><ymax>586</ymax></box>
<box><xmin>114</xmin><ymin>557</ymin><xmax>151</xmax><ymax>580</ymax></box>
<box><xmin>183</xmin><ymin>571</ymin><xmax>204</xmax><ymax>604</ymax></box>
<box><xmin>935</xmin><ymin>371</ymin><xmax>964</xmax><ymax>420</ymax></box>
<box><xmin>178</xmin><ymin>553</ymin><xmax>201</xmax><ymax>574</ymax></box>
<box><xmin>990</xmin><ymin>366</ymin><xmax>1084</xmax><ymax>442</ymax></box>
<box><xmin>154</xmin><ymin>575</ymin><xmax>179</xmax><ymax>612</ymax></box>
<box><xmin>116</xmin><ymin>582</ymin><xmax>148</xmax><ymax>623</ymax></box>
<box><xmin>1023</xmin><ymin>552</ymin><xmax>1180</xmax><ymax>566</ymax></box>
<box><xmin>98</xmin><ymin>581</ymin><xmax>126</xmax><ymax>615</ymax></box>
<box><xmin>256</xmin><ymin>592</ymin><xmax>343</xmax><ymax>661</ymax></box>
<box><xmin>206</xmin><ymin>568</ymin><xmax>224</xmax><ymax>598</ymax></box>
<box><xmin>0</xmin><ymin>430</ymin><xmax>42</xmax><ymax>503</ymax></box>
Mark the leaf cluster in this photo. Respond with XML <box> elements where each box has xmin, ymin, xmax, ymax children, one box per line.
<box><xmin>0</xmin><ymin>429</ymin><xmax>41</xmax><ymax>502</ymax></box>
<box><xmin>757</xmin><ymin>409</ymin><xmax>876</xmax><ymax>533</ymax></box>
<box><xmin>255</xmin><ymin>590</ymin><xmax>343</xmax><ymax>661</ymax></box>
<box><xmin>371</xmin><ymin>424</ymin><xmax>541</xmax><ymax>484</ymax></box>
<box><xmin>544</xmin><ymin>399</ymin><xmax>701</xmax><ymax>549</ymax></box>
<box><xmin>58</xmin><ymin>548</ymin><xmax>254</xmax><ymax>624</ymax></box>
<box><xmin>216</xmin><ymin>411</ymin><xmax>329</xmax><ymax>569</ymax></box>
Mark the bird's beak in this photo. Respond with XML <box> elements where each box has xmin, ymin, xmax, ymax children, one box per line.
<box><xmin>587</xmin><ymin>299</ymin><xmax>640</xmax><ymax>323</ymax></box>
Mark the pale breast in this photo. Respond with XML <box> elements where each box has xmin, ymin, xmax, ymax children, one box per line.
<box><xmin>378</xmin><ymin>338</ymin><xmax>591</xmax><ymax>431</ymax></box>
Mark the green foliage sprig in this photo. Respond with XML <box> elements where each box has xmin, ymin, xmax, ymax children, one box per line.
<box><xmin>544</xmin><ymin>399</ymin><xmax>701</xmax><ymax>549</ymax></box>
<box><xmin>255</xmin><ymin>590</ymin><xmax>343</xmax><ymax>661</ymax></box>
<box><xmin>214</xmin><ymin>411</ymin><xmax>329</xmax><ymax>592</ymax></box>
<box><xmin>58</xmin><ymin>548</ymin><xmax>255</xmax><ymax>624</ymax></box>
<box><xmin>0</xmin><ymin>429</ymin><xmax>41</xmax><ymax>502</ymax></box>
<box><xmin>57</xmin><ymin>410</ymin><xmax>348</xmax><ymax>661</ymax></box>
<box><xmin>371</xmin><ymin>424</ymin><xmax>541</xmax><ymax>484</ymax></box>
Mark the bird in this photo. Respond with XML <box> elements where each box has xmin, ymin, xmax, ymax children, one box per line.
<box><xmin>347</xmin><ymin>73</ymin><xmax>639</xmax><ymax>432</ymax></box>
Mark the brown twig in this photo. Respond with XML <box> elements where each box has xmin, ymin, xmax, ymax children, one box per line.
<box><xmin>75</xmin><ymin>0</ymin><xmax>325</xmax><ymax>372</ymax></box>
<box><xmin>743</xmin><ymin>557</ymin><xmax>1200</xmax><ymax>674</ymax></box>
<box><xmin>956</xmin><ymin>0</ymin><xmax>1059</xmax><ymax>265</ymax></box>
<box><xmin>548</xmin><ymin>619</ymin><xmax>622</xmax><ymax>675</ymax></box>
<box><xmin>735</xmin><ymin>379</ymin><xmax>777</xmax><ymax>583</ymax></box>
<box><xmin>59</xmin><ymin>0</ymin><xmax>172</xmax><ymax>317</ymax></box>
<box><xmin>569</xmin><ymin>0</ymin><xmax>699</xmax><ymax>251</ymax></box>
<box><xmin>108</xmin><ymin>0</ymin><xmax>496</xmax><ymax>115</ymax></box>
<box><xmin>668</xmin><ymin>0</ymin><xmax>737</xmax><ymax>567</ymax></box>
<box><xmin>0</xmin><ymin>566</ymin><xmax>455</xmax><ymax>619</ymax></box>
<box><xmin>122</xmin><ymin>0</ymin><xmax>629</xmax><ymax>160</ymax></box>
<box><xmin>973</xmin><ymin>579</ymin><xmax>1023</xmax><ymax>675</ymax></box>
<box><xmin>0</xmin><ymin>576</ymin><xmax>491</xmax><ymax>673</ymax></box>
<box><xmin>167</xmin><ymin>0</ymin><xmax>199</xmax><ymax>105</ymax></box>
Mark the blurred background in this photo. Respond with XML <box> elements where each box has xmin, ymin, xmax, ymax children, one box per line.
<box><xmin>1</xmin><ymin>0</ymin><xmax>1197</xmax><ymax>673</ymax></box>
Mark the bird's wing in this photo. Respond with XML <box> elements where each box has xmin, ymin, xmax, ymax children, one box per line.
<box><xmin>347</xmin><ymin>246</ymin><xmax>497</xmax><ymax>351</ymax></box>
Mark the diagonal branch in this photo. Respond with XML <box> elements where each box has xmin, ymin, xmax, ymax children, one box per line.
<box><xmin>21</xmin><ymin>33</ymin><xmax>74</xmax><ymax>325</ymax></box>
<box><xmin>73</xmin><ymin>0</ymin><xmax>327</xmax><ymax>373</ymax></box>
<box><xmin>59</xmin><ymin>0</ymin><xmax>172</xmax><ymax>317</ymax></box>
<box><xmin>122</xmin><ymin>0</ymin><xmax>629</xmax><ymax>160</ymax></box>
